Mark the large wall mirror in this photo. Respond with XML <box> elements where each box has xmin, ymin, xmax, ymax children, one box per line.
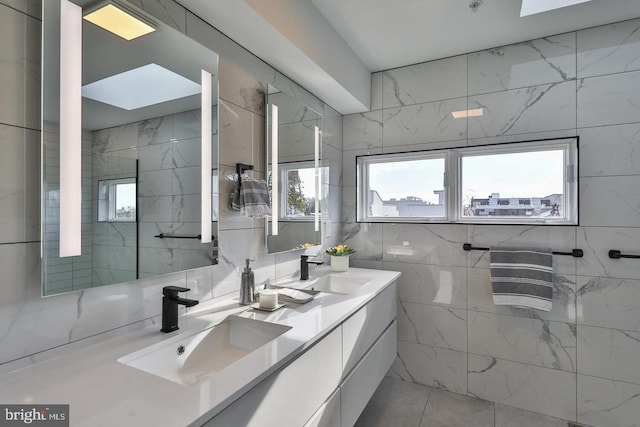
<box><xmin>42</xmin><ymin>0</ymin><xmax>219</xmax><ymax>296</ymax></box>
<box><xmin>265</xmin><ymin>85</ymin><xmax>323</xmax><ymax>254</ymax></box>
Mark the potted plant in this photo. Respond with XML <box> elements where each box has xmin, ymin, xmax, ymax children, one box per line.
<box><xmin>325</xmin><ymin>244</ymin><xmax>356</xmax><ymax>272</ymax></box>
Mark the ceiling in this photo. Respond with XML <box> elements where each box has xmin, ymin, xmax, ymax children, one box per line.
<box><xmin>177</xmin><ymin>0</ymin><xmax>640</xmax><ymax>113</ymax></box>
<box><xmin>309</xmin><ymin>0</ymin><xmax>640</xmax><ymax>72</ymax></box>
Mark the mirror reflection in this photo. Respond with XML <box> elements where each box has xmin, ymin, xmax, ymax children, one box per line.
<box><xmin>42</xmin><ymin>0</ymin><xmax>219</xmax><ymax>296</ymax></box>
<box><xmin>265</xmin><ymin>85</ymin><xmax>323</xmax><ymax>254</ymax></box>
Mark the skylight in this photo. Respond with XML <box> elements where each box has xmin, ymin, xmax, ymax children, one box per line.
<box><xmin>81</xmin><ymin>63</ymin><xmax>201</xmax><ymax>110</ymax></box>
<box><xmin>520</xmin><ymin>0</ymin><xmax>591</xmax><ymax>17</ymax></box>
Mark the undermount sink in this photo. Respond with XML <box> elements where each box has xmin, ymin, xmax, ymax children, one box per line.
<box><xmin>118</xmin><ymin>316</ymin><xmax>291</xmax><ymax>386</ymax></box>
<box><xmin>306</xmin><ymin>274</ymin><xmax>372</xmax><ymax>295</ymax></box>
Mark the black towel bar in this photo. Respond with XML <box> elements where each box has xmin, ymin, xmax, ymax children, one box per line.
<box><xmin>462</xmin><ymin>243</ymin><xmax>583</xmax><ymax>258</ymax></box>
<box><xmin>236</xmin><ymin>163</ymin><xmax>254</xmax><ymax>187</ymax></box>
<box><xmin>155</xmin><ymin>234</ymin><xmax>216</xmax><ymax>240</ymax></box>
<box><xmin>608</xmin><ymin>250</ymin><xmax>640</xmax><ymax>259</ymax></box>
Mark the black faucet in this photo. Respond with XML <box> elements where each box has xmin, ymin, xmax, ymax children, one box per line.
<box><xmin>161</xmin><ymin>286</ymin><xmax>199</xmax><ymax>333</ymax></box>
<box><xmin>300</xmin><ymin>255</ymin><xmax>324</xmax><ymax>280</ymax></box>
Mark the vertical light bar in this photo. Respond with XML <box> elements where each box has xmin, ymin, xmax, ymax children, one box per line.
<box><xmin>201</xmin><ymin>70</ymin><xmax>212</xmax><ymax>243</ymax></box>
<box><xmin>314</xmin><ymin>126</ymin><xmax>320</xmax><ymax>232</ymax></box>
<box><xmin>271</xmin><ymin>104</ymin><xmax>279</xmax><ymax>236</ymax></box>
<box><xmin>59</xmin><ymin>0</ymin><xmax>82</xmax><ymax>257</ymax></box>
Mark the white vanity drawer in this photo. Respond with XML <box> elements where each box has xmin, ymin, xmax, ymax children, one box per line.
<box><xmin>340</xmin><ymin>321</ymin><xmax>397</xmax><ymax>427</ymax></box>
<box><xmin>303</xmin><ymin>388</ymin><xmax>341</xmax><ymax>427</ymax></box>
<box><xmin>204</xmin><ymin>326</ymin><xmax>342</xmax><ymax>427</ymax></box>
<box><xmin>342</xmin><ymin>282</ymin><xmax>397</xmax><ymax>377</ymax></box>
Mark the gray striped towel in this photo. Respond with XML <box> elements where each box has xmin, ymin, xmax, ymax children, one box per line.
<box><xmin>489</xmin><ymin>246</ymin><xmax>553</xmax><ymax>312</ymax></box>
<box><xmin>239</xmin><ymin>178</ymin><xmax>271</xmax><ymax>218</ymax></box>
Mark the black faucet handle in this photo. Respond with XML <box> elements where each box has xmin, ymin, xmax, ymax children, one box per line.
<box><xmin>163</xmin><ymin>286</ymin><xmax>191</xmax><ymax>297</ymax></box>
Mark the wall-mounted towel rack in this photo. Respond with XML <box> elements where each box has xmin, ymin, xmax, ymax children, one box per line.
<box><xmin>462</xmin><ymin>243</ymin><xmax>583</xmax><ymax>257</ymax></box>
<box><xmin>608</xmin><ymin>250</ymin><xmax>640</xmax><ymax>259</ymax></box>
<box><xmin>236</xmin><ymin>163</ymin><xmax>254</xmax><ymax>187</ymax></box>
<box><xmin>155</xmin><ymin>233</ymin><xmax>216</xmax><ymax>240</ymax></box>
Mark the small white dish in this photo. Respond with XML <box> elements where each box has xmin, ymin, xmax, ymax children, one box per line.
<box><xmin>250</xmin><ymin>302</ymin><xmax>286</xmax><ymax>312</ymax></box>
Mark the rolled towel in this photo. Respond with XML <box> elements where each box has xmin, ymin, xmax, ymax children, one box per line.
<box><xmin>489</xmin><ymin>245</ymin><xmax>553</xmax><ymax>312</ymax></box>
<box><xmin>240</xmin><ymin>178</ymin><xmax>272</xmax><ymax>218</ymax></box>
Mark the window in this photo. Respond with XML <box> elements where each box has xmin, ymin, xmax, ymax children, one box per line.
<box><xmin>359</xmin><ymin>152</ymin><xmax>447</xmax><ymax>220</ymax></box>
<box><xmin>98</xmin><ymin>178</ymin><xmax>136</xmax><ymax>222</ymax></box>
<box><xmin>357</xmin><ymin>138</ymin><xmax>578</xmax><ymax>224</ymax></box>
<box><xmin>278</xmin><ymin>161</ymin><xmax>321</xmax><ymax>220</ymax></box>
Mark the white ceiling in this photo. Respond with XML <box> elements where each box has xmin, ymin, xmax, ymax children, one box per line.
<box><xmin>309</xmin><ymin>0</ymin><xmax>640</xmax><ymax>72</ymax></box>
<box><xmin>177</xmin><ymin>0</ymin><xmax>640</xmax><ymax>113</ymax></box>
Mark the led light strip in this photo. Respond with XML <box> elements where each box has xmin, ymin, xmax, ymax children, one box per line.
<box><xmin>59</xmin><ymin>0</ymin><xmax>82</xmax><ymax>257</ymax></box>
<box><xmin>314</xmin><ymin>126</ymin><xmax>320</xmax><ymax>232</ymax></box>
<box><xmin>201</xmin><ymin>70</ymin><xmax>212</xmax><ymax>243</ymax></box>
<box><xmin>271</xmin><ymin>104</ymin><xmax>279</xmax><ymax>236</ymax></box>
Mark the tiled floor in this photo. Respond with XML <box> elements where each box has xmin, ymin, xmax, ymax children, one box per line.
<box><xmin>355</xmin><ymin>377</ymin><xmax>571</xmax><ymax>427</ymax></box>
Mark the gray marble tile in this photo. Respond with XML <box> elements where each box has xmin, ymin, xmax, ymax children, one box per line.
<box><xmin>321</xmin><ymin>143</ymin><xmax>342</xmax><ymax>187</ymax></box>
<box><xmin>342</xmin><ymin>186</ymin><xmax>356</xmax><ymax>223</ymax></box>
<box><xmin>468</xmin><ymin>268</ymin><xmax>577</xmax><ymax>323</ymax></box>
<box><xmin>0</xmin><ymin>125</ymin><xmax>40</xmax><ymax>243</ymax></box>
<box><xmin>577</xmin><ymin>227</ymin><xmax>640</xmax><ymax>280</ymax></box>
<box><xmin>577</xmin><ymin>18</ymin><xmax>640</xmax><ymax>78</ymax></box>
<box><xmin>343</xmin><ymin>111</ymin><xmax>383</xmax><ymax>151</ymax></box>
<box><xmin>468</xmin><ymin>311</ymin><xmax>577</xmax><ymax>372</ymax></box>
<box><xmin>322</xmin><ymin>103</ymin><xmax>342</xmax><ymax>152</ymax></box>
<box><xmin>138</xmin><ymin>116</ymin><xmax>172</xmax><ymax>146</ymax></box>
<box><xmin>371</xmin><ymin>72</ymin><xmax>383</xmax><ymax>111</ymax></box>
<box><xmin>138</xmin><ymin>169</ymin><xmax>173</xmax><ymax>197</ymax></box>
<box><xmin>383</xmin><ymin>55</ymin><xmax>467</xmax><ymax>108</ymax></box>
<box><xmin>137</xmin><ymin>196</ymin><xmax>173</xmax><ymax>223</ymax></box>
<box><xmin>495</xmin><ymin>404</ymin><xmax>569</xmax><ymax>427</ymax></box>
<box><xmin>580</xmin><ymin>176</ymin><xmax>640</xmax><ymax>227</ymax></box>
<box><xmin>0</xmin><ymin>5</ymin><xmax>40</xmax><ymax>130</ymax></box>
<box><xmin>468</xmin><ymin>81</ymin><xmax>576</xmax><ymax>139</ymax></box>
<box><xmin>381</xmin><ymin>139</ymin><xmax>467</xmax><ymax>153</ymax></box>
<box><xmin>173</xmin><ymin>194</ymin><xmax>200</xmax><ymax>223</ymax></box>
<box><xmin>468</xmin><ymin>355</ymin><xmax>577</xmax><ymax>421</ymax></box>
<box><xmin>106</xmin><ymin>123</ymin><xmax>139</xmax><ymax>152</ymax></box>
<box><xmin>578</xmin><ymin>374</ymin><xmax>640</xmax><ymax>427</ymax></box>
<box><xmin>383</xmin><ymin>98</ymin><xmax>467</xmax><ymax>147</ymax></box>
<box><xmin>277</xmin><ymin>121</ymin><xmax>317</xmax><ymax>160</ymax></box>
<box><xmin>577</xmin><ymin>275</ymin><xmax>640</xmax><ymax>331</ymax></box>
<box><xmin>383</xmin><ymin>261</ymin><xmax>467</xmax><ymax>309</ymax></box>
<box><xmin>137</xmin><ymin>142</ymin><xmax>171</xmax><ymax>172</ymax></box>
<box><xmin>383</xmin><ymin>223</ymin><xmax>468</xmax><ymax>267</ymax></box>
<box><xmin>577</xmin><ymin>71</ymin><xmax>640</xmax><ymax>127</ymax></box>
<box><xmin>577</xmin><ymin>325</ymin><xmax>640</xmax><ymax>385</ymax></box>
<box><xmin>172</xmin><ymin>109</ymin><xmax>201</xmax><ymax>141</ymax></box>
<box><xmin>173</xmin><ymin>166</ymin><xmax>200</xmax><ymax>196</ymax></box>
<box><xmin>343</xmin><ymin>222</ymin><xmax>383</xmax><ymax>261</ymax></box>
<box><xmin>579</xmin><ymin>123</ymin><xmax>640</xmax><ymax>177</ymax></box>
<box><xmin>342</xmin><ymin>147</ymin><xmax>382</xmax><ymax>188</ymax></box>
<box><xmin>397</xmin><ymin>302</ymin><xmax>467</xmax><ymax>351</ymax></box>
<box><xmin>218</xmin><ymin>100</ymin><xmax>257</xmax><ymax>167</ymax></box>
<box><xmin>420</xmin><ymin>388</ymin><xmax>494</xmax><ymax>427</ymax></box>
<box><xmin>466</xmin><ymin>225</ymin><xmax>577</xmax><ymax>275</ymax></box>
<box><xmin>219</xmin><ymin>58</ymin><xmax>266</xmax><ymax>116</ymax></box>
<box><xmin>172</xmin><ymin>137</ymin><xmax>201</xmax><ymax>168</ymax></box>
<box><xmin>469</xmin><ymin>33</ymin><xmax>576</xmax><ymax>95</ymax></box>
<box><xmin>467</xmin><ymin>129</ymin><xmax>578</xmax><ymax>147</ymax></box>
<box><xmin>389</xmin><ymin>341</ymin><xmax>468</xmax><ymax>394</ymax></box>
<box><xmin>355</xmin><ymin>377</ymin><xmax>429</xmax><ymax>427</ymax></box>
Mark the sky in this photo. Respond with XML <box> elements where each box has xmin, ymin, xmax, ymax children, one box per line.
<box><xmin>368</xmin><ymin>150</ymin><xmax>564</xmax><ymax>204</ymax></box>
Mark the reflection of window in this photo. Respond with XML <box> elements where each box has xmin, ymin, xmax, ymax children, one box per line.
<box><xmin>279</xmin><ymin>161</ymin><xmax>320</xmax><ymax>220</ymax></box>
<box><xmin>98</xmin><ymin>178</ymin><xmax>136</xmax><ymax>222</ymax></box>
<box><xmin>357</xmin><ymin>138</ymin><xmax>578</xmax><ymax>224</ymax></box>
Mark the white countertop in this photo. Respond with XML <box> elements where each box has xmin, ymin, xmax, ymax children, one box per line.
<box><xmin>0</xmin><ymin>267</ymin><xmax>399</xmax><ymax>427</ymax></box>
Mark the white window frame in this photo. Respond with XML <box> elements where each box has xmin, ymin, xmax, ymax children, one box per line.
<box><xmin>356</xmin><ymin>138</ymin><xmax>578</xmax><ymax>225</ymax></box>
<box><xmin>279</xmin><ymin>161</ymin><xmax>317</xmax><ymax>221</ymax></box>
<box><xmin>98</xmin><ymin>177</ymin><xmax>137</xmax><ymax>223</ymax></box>
<box><xmin>357</xmin><ymin>151</ymin><xmax>450</xmax><ymax>222</ymax></box>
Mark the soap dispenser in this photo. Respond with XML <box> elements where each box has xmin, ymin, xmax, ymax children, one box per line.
<box><xmin>239</xmin><ymin>258</ymin><xmax>256</xmax><ymax>305</ymax></box>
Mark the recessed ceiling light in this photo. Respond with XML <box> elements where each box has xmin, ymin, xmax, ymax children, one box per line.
<box><xmin>520</xmin><ymin>0</ymin><xmax>592</xmax><ymax>17</ymax></box>
<box><xmin>83</xmin><ymin>2</ymin><xmax>155</xmax><ymax>41</ymax></box>
<box><xmin>452</xmin><ymin>108</ymin><xmax>483</xmax><ymax>119</ymax></box>
<box><xmin>82</xmin><ymin>63</ymin><xmax>201</xmax><ymax>110</ymax></box>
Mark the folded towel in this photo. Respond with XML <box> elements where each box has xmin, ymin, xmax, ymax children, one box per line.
<box><xmin>239</xmin><ymin>178</ymin><xmax>272</xmax><ymax>218</ymax></box>
<box><xmin>490</xmin><ymin>246</ymin><xmax>553</xmax><ymax>312</ymax></box>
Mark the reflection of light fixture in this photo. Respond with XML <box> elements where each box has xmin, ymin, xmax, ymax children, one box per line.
<box><xmin>83</xmin><ymin>1</ymin><xmax>156</xmax><ymax>41</ymax></box>
<box><xmin>314</xmin><ymin>126</ymin><xmax>320</xmax><ymax>233</ymax></box>
<box><xmin>201</xmin><ymin>70</ymin><xmax>212</xmax><ymax>244</ymax></box>
<box><xmin>452</xmin><ymin>108</ymin><xmax>483</xmax><ymax>119</ymax></box>
<box><xmin>271</xmin><ymin>105</ymin><xmax>279</xmax><ymax>236</ymax></box>
<box><xmin>520</xmin><ymin>0</ymin><xmax>591</xmax><ymax>17</ymax></box>
<box><xmin>60</xmin><ymin>0</ymin><xmax>82</xmax><ymax>257</ymax></box>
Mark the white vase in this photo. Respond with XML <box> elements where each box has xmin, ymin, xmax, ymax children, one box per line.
<box><xmin>330</xmin><ymin>255</ymin><xmax>349</xmax><ymax>272</ymax></box>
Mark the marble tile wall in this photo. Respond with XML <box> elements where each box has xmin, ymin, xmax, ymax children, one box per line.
<box><xmin>344</xmin><ymin>18</ymin><xmax>640</xmax><ymax>427</ymax></box>
<box><xmin>0</xmin><ymin>0</ymin><xmax>342</xmax><ymax>372</ymax></box>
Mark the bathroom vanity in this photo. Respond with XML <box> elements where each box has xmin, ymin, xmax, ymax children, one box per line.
<box><xmin>0</xmin><ymin>267</ymin><xmax>399</xmax><ymax>427</ymax></box>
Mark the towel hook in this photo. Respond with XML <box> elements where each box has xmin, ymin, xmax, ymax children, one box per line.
<box><xmin>236</xmin><ymin>163</ymin><xmax>254</xmax><ymax>187</ymax></box>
